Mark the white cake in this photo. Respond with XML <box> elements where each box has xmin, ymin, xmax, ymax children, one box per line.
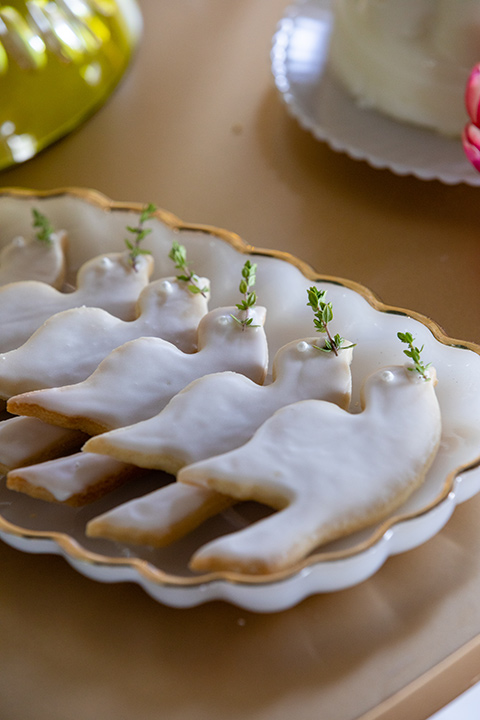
<box><xmin>329</xmin><ymin>0</ymin><xmax>480</xmax><ymax>136</ymax></box>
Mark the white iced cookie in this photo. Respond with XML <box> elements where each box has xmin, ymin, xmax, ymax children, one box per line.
<box><xmin>0</xmin><ymin>416</ymin><xmax>87</xmax><ymax>474</ymax></box>
<box><xmin>177</xmin><ymin>365</ymin><xmax>441</xmax><ymax>575</ymax></box>
<box><xmin>86</xmin><ymin>340</ymin><xmax>354</xmax><ymax>546</ymax></box>
<box><xmin>0</xmin><ymin>250</ymin><xmax>153</xmax><ymax>353</ymax></box>
<box><xmin>0</xmin><ymin>229</ymin><xmax>68</xmax><ymax>288</ymax></box>
<box><xmin>8</xmin><ymin>306</ymin><xmax>268</xmax><ymax>434</ymax></box>
<box><xmin>6</xmin><ymin>452</ymin><xmax>140</xmax><ymax>506</ymax></box>
<box><xmin>85</xmin><ymin>339</ymin><xmax>353</xmax><ymax>470</ymax></box>
<box><xmin>0</xmin><ymin>276</ymin><xmax>210</xmax><ymax>398</ymax></box>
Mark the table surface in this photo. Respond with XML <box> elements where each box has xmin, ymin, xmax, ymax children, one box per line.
<box><xmin>2</xmin><ymin>2</ymin><xmax>480</xmax><ymax>720</ymax></box>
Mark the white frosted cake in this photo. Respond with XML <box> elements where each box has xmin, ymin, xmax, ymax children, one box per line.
<box><xmin>329</xmin><ymin>0</ymin><xmax>480</xmax><ymax>136</ymax></box>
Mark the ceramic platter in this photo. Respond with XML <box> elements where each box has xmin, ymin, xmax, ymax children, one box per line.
<box><xmin>1</xmin><ymin>188</ymin><xmax>480</xmax><ymax>613</ymax></box>
<box><xmin>271</xmin><ymin>0</ymin><xmax>480</xmax><ymax>186</ymax></box>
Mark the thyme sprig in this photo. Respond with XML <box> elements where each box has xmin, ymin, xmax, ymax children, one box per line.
<box><xmin>397</xmin><ymin>331</ymin><xmax>432</xmax><ymax>380</ymax></box>
<box><xmin>231</xmin><ymin>259</ymin><xmax>259</xmax><ymax>330</ymax></box>
<box><xmin>32</xmin><ymin>208</ymin><xmax>54</xmax><ymax>245</ymax></box>
<box><xmin>307</xmin><ymin>286</ymin><xmax>354</xmax><ymax>355</ymax></box>
<box><xmin>125</xmin><ymin>203</ymin><xmax>156</xmax><ymax>270</ymax></box>
<box><xmin>168</xmin><ymin>240</ymin><xmax>209</xmax><ymax>297</ymax></box>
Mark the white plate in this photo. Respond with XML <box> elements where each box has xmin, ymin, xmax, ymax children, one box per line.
<box><xmin>271</xmin><ymin>0</ymin><xmax>480</xmax><ymax>186</ymax></box>
<box><xmin>1</xmin><ymin>188</ymin><xmax>480</xmax><ymax>613</ymax></box>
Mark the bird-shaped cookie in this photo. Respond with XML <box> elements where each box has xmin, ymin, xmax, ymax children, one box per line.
<box><xmin>176</xmin><ymin>363</ymin><xmax>441</xmax><ymax>575</ymax></box>
<box><xmin>0</xmin><ymin>273</ymin><xmax>210</xmax><ymax>397</ymax></box>
<box><xmin>0</xmin><ymin>210</ymin><xmax>67</xmax><ymax>289</ymax></box>
<box><xmin>0</xmin><ymin>249</ymin><xmax>154</xmax><ymax>353</ymax></box>
<box><xmin>85</xmin><ymin>338</ymin><xmax>354</xmax><ymax>546</ymax></box>
<box><xmin>85</xmin><ymin>337</ymin><xmax>354</xmax><ymax>471</ymax></box>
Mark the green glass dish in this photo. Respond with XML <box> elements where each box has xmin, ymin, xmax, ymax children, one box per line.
<box><xmin>0</xmin><ymin>0</ymin><xmax>142</xmax><ymax>169</ymax></box>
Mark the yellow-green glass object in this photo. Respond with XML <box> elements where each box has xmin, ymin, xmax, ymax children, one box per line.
<box><xmin>0</xmin><ymin>0</ymin><xmax>142</xmax><ymax>169</ymax></box>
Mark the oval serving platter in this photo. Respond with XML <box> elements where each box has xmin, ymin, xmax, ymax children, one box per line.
<box><xmin>0</xmin><ymin>187</ymin><xmax>480</xmax><ymax>613</ymax></box>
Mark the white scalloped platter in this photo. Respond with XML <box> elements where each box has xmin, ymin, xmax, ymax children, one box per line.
<box><xmin>1</xmin><ymin>188</ymin><xmax>480</xmax><ymax>613</ymax></box>
<box><xmin>271</xmin><ymin>0</ymin><xmax>480</xmax><ymax>186</ymax></box>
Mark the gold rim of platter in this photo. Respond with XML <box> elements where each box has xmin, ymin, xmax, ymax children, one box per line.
<box><xmin>0</xmin><ymin>185</ymin><xmax>479</xmax><ymax>590</ymax></box>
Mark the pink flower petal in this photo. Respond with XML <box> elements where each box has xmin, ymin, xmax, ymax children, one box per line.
<box><xmin>462</xmin><ymin>122</ymin><xmax>480</xmax><ymax>171</ymax></box>
<box><xmin>465</xmin><ymin>63</ymin><xmax>480</xmax><ymax>126</ymax></box>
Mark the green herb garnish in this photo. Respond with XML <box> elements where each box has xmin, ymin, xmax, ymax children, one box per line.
<box><xmin>32</xmin><ymin>208</ymin><xmax>54</xmax><ymax>245</ymax></box>
<box><xmin>397</xmin><ymin>331</ymin><xmax>431</xmax><ymax>380</ymax></box>
<box><xmin>231</xmin><ymin>259</ymin><xmax>259</xmax><ymax>330</ymax></box>
<box><xmin>306</xmin><ymin>286</ymin><xmax>354</xmax><ymax>355</ymax></box>
<box><xmin>125</xmin><ymin>203</ymin><xmax>156</xmax><ymax>270</ymax></box>
<box><xmin>168</xmin><ymin>240</ymin><xmax>209</xmax><ymax>297</ymax></box>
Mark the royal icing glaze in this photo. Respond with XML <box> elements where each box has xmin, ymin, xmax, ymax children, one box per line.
<box><xmin>0</xmin><ymin>276</ymin><xmax>210</xmax><ymax>398</ymax></box>
<box><xmin>85</xmin><ymin>339</ymin><xmax>354</xmax><ymax>471</ymax></box>
<box><xmin>8</xmin><ymin>306</ymin><xmax>268</xmax><ymax>434</ymax></box>
<box><xmin>0</xmin><ymin>250</ymin><xmax>154</xmax><ymax>355</ymax></box>
<box><xmin>177</xmin><ymin>365</ymin><xmax>441</xmax><ymax>574</ymax></box>
<box><xmin>0</xmin><ymin>416</ymin><xmax>87</xmax><ymax>474</ymax></box>
<box><xmin>6</xmin><ymin>452</ymin><xmax>139</xmax><ymax>506</ymax></box>
<box><xmin>85</xmin><ymin>341</ymin><xmax>354</xmax><ymax>546</ymax></box>
<box><xmin>0</xmin><ymin>229</ymin><xmax>68</xmax><ymax>288</ymax></box>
